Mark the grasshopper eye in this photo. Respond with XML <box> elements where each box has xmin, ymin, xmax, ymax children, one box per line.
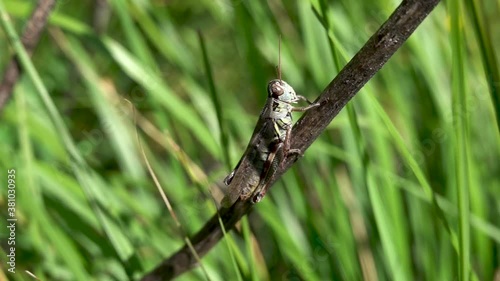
<box><xmin>271</xmin><ymin>82</ymin><xmax>285</xmax><ymax>97</ymax></box>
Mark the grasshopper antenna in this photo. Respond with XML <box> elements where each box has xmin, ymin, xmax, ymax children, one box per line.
<box><xmin>277</xmin><ymin>35</ymin><xmax>282</xmax><ymax>81</ymax></box>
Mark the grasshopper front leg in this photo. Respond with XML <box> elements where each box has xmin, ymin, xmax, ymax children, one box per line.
<box><xmin>293</xmin><ymin>96</ymin><xmax>320</xmax><ymax>112</ymax></box>
<box><xmin>285</xmin><ymin>99</ymin><xmax>320</xmax><ymax>157</ymax></box>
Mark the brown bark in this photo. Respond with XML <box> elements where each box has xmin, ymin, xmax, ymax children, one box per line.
<box><xmin>0</xmin><ymin>0</ymin><xmax>56</xmax><ymax>112</ymax></box>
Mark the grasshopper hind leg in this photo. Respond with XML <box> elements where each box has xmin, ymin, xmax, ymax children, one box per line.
<box><xmin>251</xmin><ymin>141</ymin><xmax>284</xmax><ymax>204</ymax></box>
<box><xmin>251</xmin><ymin>126</ymin><xmax>305</xmax><ymax>203</ymax></box>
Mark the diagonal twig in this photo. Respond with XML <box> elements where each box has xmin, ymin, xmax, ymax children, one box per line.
<box><xmin>140</xmin><ymin>0</ymin><xmax>441</xmax><ymax>280</ymax></box>
<box><xmin>0</xmin><ymin>0</ymin><xmax>56</xmax><ymax>112</ymax></box>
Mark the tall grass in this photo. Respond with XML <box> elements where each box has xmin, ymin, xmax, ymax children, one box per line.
<box><xmin>0</xmin><ymin>0</ymin><xmax>498</xmax><ymax>280</ymax></box>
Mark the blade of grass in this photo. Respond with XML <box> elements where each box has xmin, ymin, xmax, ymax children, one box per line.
<box><xmin>102</xmin><ymin>37</ymin><xmax>220</xmax><ymax>157</ymax></box>
<box><xmin>198</xmin><ymin>31</ymin><xmax>231</xmax><ymax>170</ymax></box>
<box><xmin>14</xmin><ymin>71</ymin><xmax>91</xmax><ymax>281</ymax></box>
<box><xmin>450</xmin><ymin>0</ymin><xmax>471</xmax><ymax>280</ymax></box>
<box><xmin>110</xmin><ymin>0</ymin><xmax>157</xmax><ymax>70</ymax></box>
<box><xmin>53</xmin><ymin>31</ymin><xmax>144</xmax><ymax>180</ymax></box>
<box><xmin>0</xmin><ymin>1</ymin><xmax>136</xmax><ymax>269</ymax></box>
<box><xmin>464</xmin><ymin>0</ymin><xmax>500</xmax><ymax>132</ymax></box>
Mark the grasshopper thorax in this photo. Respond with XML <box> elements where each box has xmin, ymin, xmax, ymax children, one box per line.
<box><xmin>268</xmin><ymin>79</ymin><xmax>299</xmax><ymax>104</ymax></box>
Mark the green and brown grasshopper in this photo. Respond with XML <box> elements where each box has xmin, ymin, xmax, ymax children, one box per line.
<box><xmin>221</xmin><ymin>78</ymin><xmax>319</xmax><ymax>207</ymax></box>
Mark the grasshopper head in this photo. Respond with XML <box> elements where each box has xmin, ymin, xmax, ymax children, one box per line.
<box><xmin>268</xmin><ymin>79</ymin><xmax>299</xmax><ymax>103</ymax></box>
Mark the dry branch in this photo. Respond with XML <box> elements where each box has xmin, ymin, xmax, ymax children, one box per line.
<box><xmin>0</xmin><ymin>0</ymin><xmax>56</xmax><ymax>112</ymax></box>
<box><xmin>141</xmin><ymin>0</ymin><xmax>441</xmax><ymax>280</ymax></box>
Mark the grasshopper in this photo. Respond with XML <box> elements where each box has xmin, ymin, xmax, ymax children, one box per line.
<box><xmin>221</xmin><ymin>78</ymin><xmax>319</xmax><ymax>207</ymax></box>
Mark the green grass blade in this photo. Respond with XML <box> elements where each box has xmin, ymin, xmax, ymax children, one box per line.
<box><xmin>450</xmin><ymin>0</ymin><xmax>471</xmax><ymax>280</ymax></box>
<box><xmin>102</xmin><ymin>38</ymin><xmax>220</xmax><ymax>157</ymax></box>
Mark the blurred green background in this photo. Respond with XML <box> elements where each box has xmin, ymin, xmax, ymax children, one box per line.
<box><xmin>0</xmin><ymin>0</ymin><xmax>499</xmax><ymax>280</ymax></box>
